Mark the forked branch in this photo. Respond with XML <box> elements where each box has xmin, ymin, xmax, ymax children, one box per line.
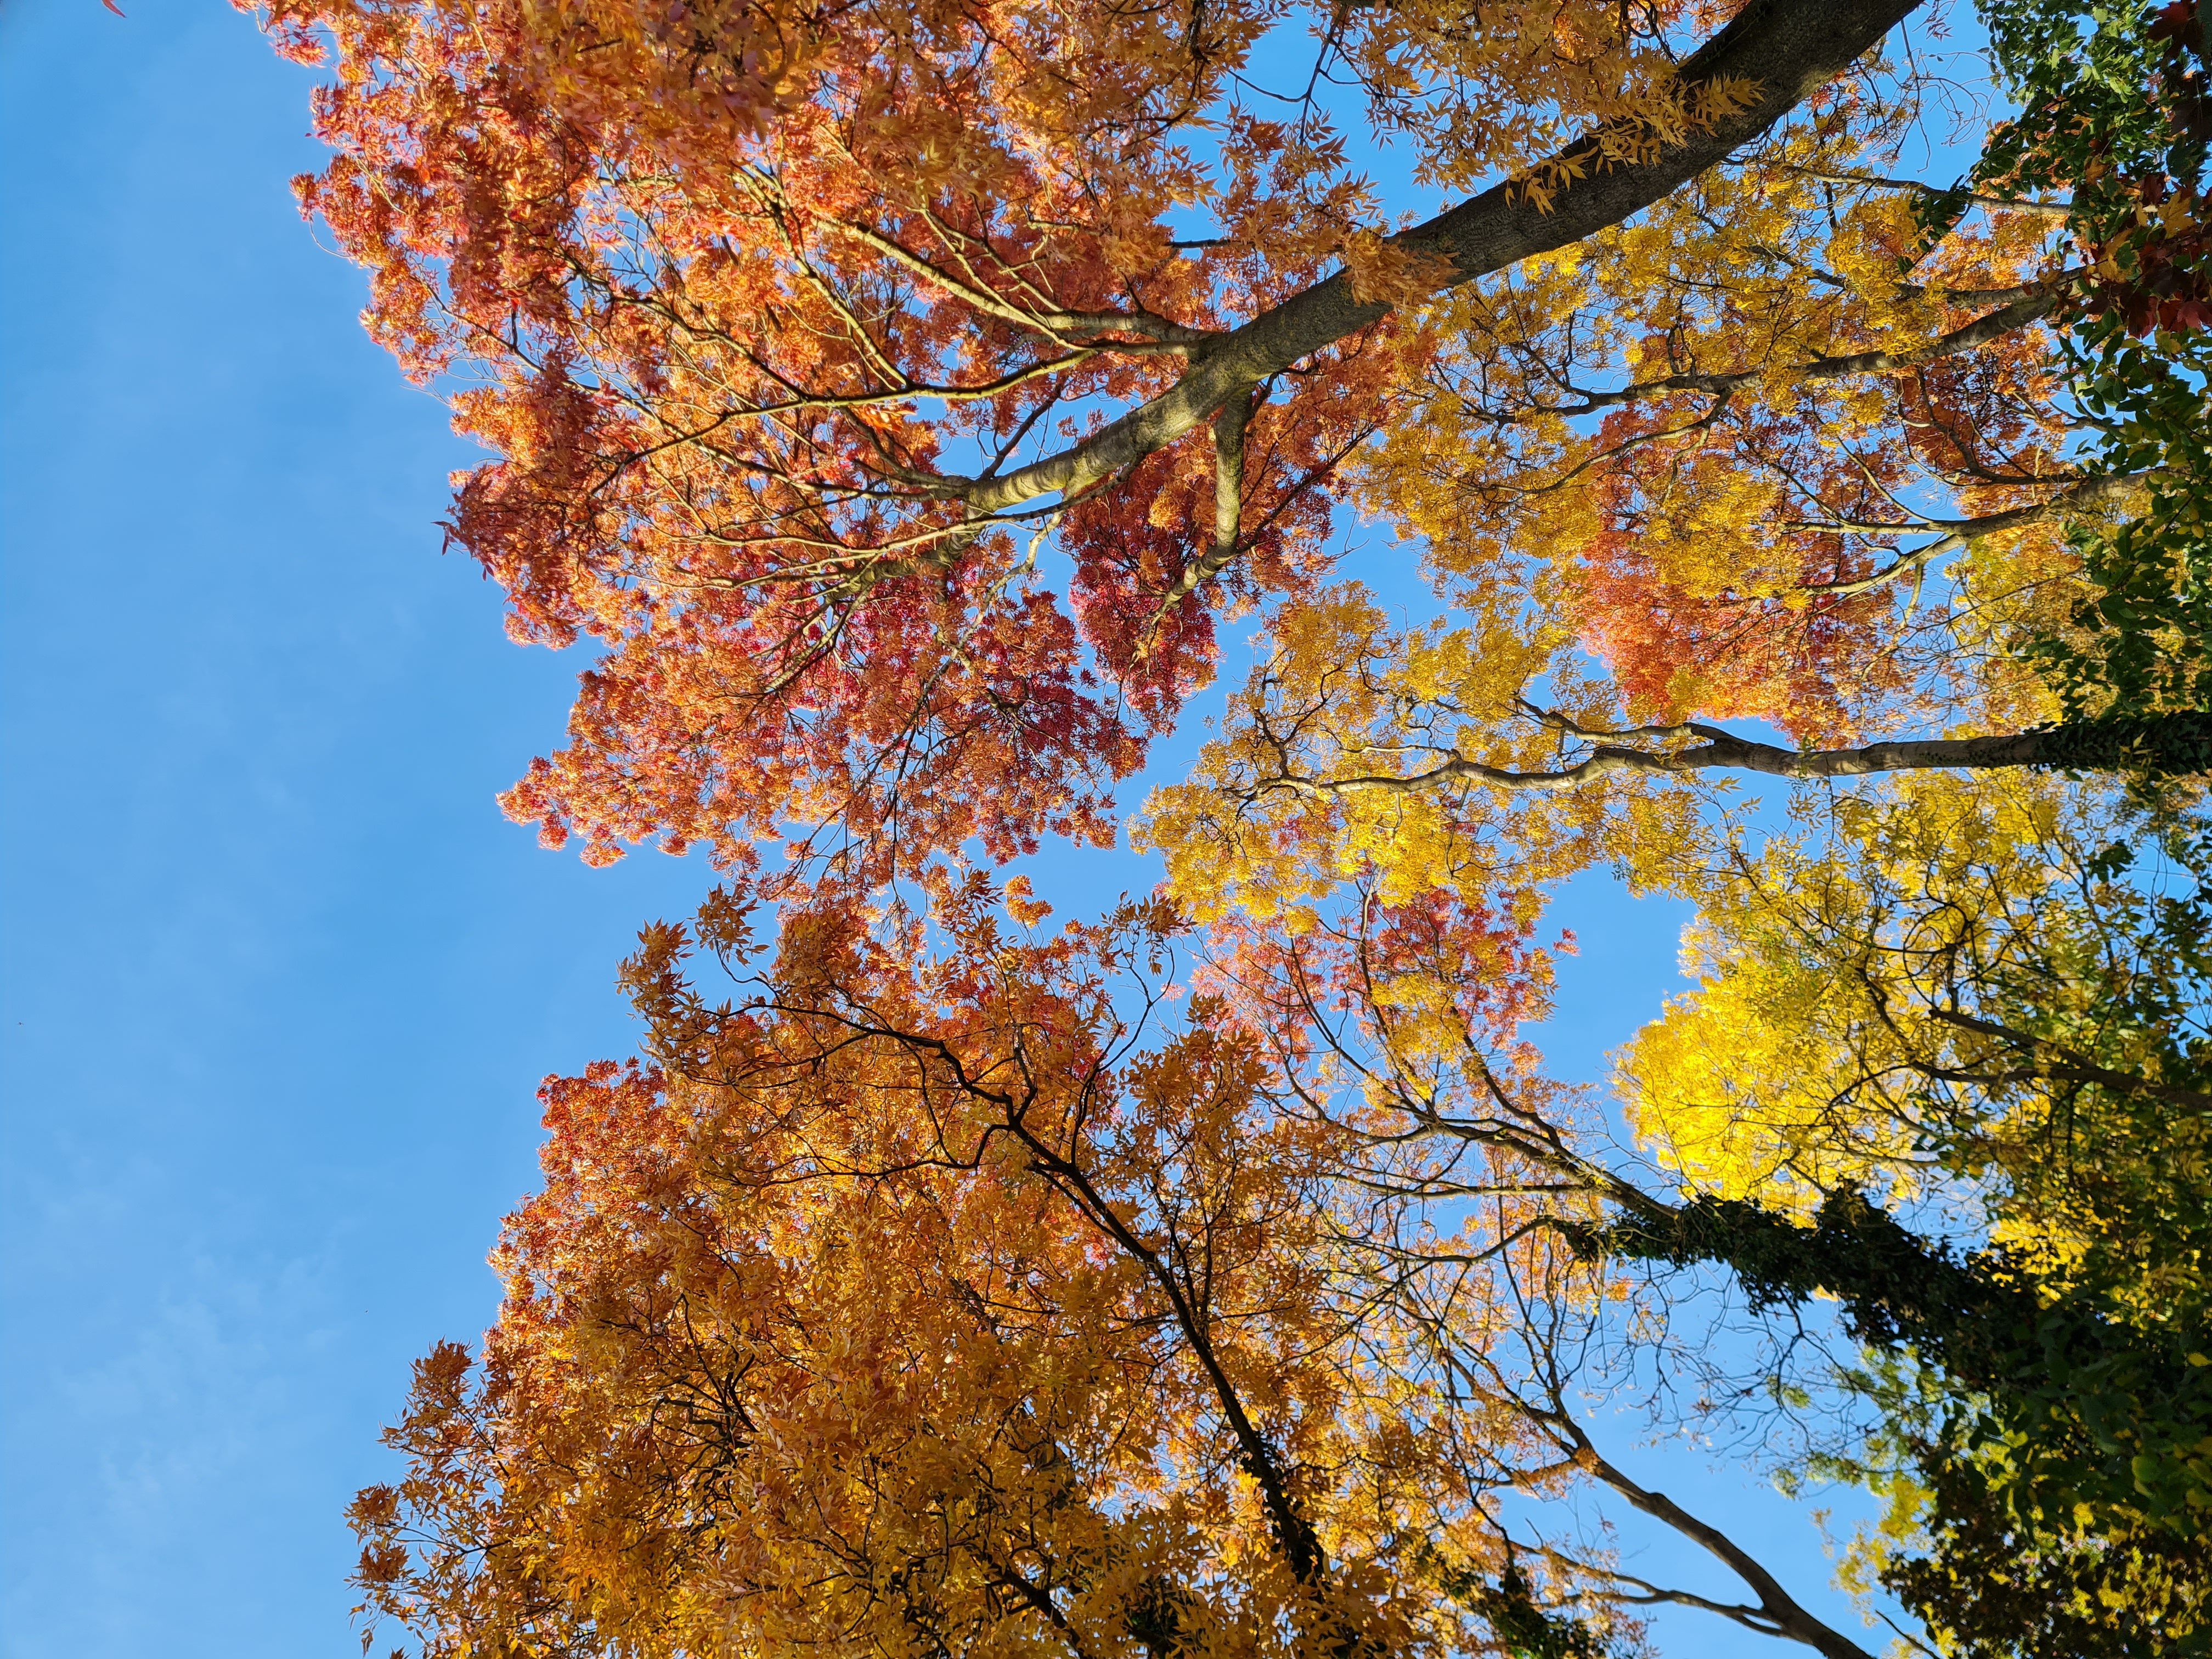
<box><xmin>1798</xmin><ymin>469</ymin><xmax>2160</xmax><ymax>597</ymax></box>
<box><xmin>1566</xmin><ymin>1430</ymin><xmax>1882</xmax><ymax>1659</ymax></box>
<box><xmin>1543</xmin><ymin>287</ymin><xmax>2059</xmax><ymax>419</ymax></box>
<box><xmin>1146</xmin><ymin>392</ymin><xmax>1257</xmax><ymax>640</ymax></box>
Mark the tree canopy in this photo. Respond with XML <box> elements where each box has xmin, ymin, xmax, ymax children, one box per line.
<box><xmin>248</xmin><ymin>0</ymin><xmax>2212</xmax><ymax>1648</ymax></box>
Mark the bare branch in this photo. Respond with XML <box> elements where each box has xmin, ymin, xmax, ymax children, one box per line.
<box><xmin>1571</xmin><ymin>1436</ymin><xmax>1883</xmax><ymax>1659</ymax></box>
<box><xmin>1240</xmin><ymin>710</ymin><xmax>2063</xmax><ymax>800</ymax></box>
<box><xmin>1766</xmin><ymin>161</ymin><xmax>2074</xmax><ymax>217</ymax></box>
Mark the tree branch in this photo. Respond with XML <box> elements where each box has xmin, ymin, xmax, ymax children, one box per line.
<box><xmin>1240</xmin><ymin>709</ymin><xmax>2209</xmax><ymax>800</ymax></box>
<box><xmin>1766</xmin><ymin>162</ymin><xmax>2073</xmax><ymax>217</ymax></box>
<box><xmin>1143</xmin><ymin>392</ymin><xmax>1258</xmax><ymax>642</ymax></box>
<box><xmin>1924</xmin><ymin>1007</ymin><xmax>2212</xmax><ymax>1111</ymax></box>
<box><xmin>1543</xmin><ymin>288</ymin><xmax>2060</xmax><ymax>417</ymax></box>
<box><xmin>956</xmin><ymin>0</ymin><xmax>1933</xmax><ymax>514</ymax></box>
<box><xmin>1799</xmin><ymin>469</ymin><xmax>2158</xmax><ymax>597</ymax></box>
<box><xmin>1570</xmin><ymin>1438</ymin><xmax>1883</xmax><ymax>1659</ymax></box>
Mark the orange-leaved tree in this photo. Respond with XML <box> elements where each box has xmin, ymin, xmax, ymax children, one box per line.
<box><xmin>353</xmin><ymin>884</ymin><xmax>1927</xmax><ymax>1658</ymax></box>
<box><xmin>242</xmin><ymin>0</ymin><xmax>2106</xmax><ymax>896</ymax></box>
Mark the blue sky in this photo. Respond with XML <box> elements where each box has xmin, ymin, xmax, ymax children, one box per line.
<box><xmin>0</xmin><ymin>4</ymin><xmax>1898</xmax><ymax>1655</ymax></box>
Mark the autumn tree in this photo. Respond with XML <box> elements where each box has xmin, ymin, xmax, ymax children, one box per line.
<box><xmin>349</xmin><ymin>886</ymin><xmax>1921</xmax><ymax>1658</ymax></box>
<box><xmin>250</xmin><ymin>0</ymin><xmax>2212</xmax><ymax>888</ymax></box>
<box><xmin>1596</xmin><ymin>780</ymin><xmax>2212</xmax><ymax>1654</ymax></box>
<box><xmin>253</xmin><ymin>0</ymin><xmax>2212</xmax><ymax>1648</ymax></box>
<box><xmin>349</xmin><ymin>799</ymin><xmax>2212</xmax><ymax>1656</ymax></box>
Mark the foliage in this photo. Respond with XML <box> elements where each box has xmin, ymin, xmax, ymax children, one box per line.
<box><xmin>245</xmin><ymin>0</ymin><xmax>1913</xmax><ymax>886</ymax></box>
<box><xmin>1612</xmin><ymin>786</ymin><xmax>2212</xmax><ymax>1652</ymax></box>
<box><xmin>1969</xmin><ymin>0</ymin><xmax>2210</xmax><ymax>336</ymax></box>
<box><xmin>1437</xmin><ymin>1559</ymin><xmax>1613</xmax><ymax>1659</ymax></box>
<box><xmin>346</xmin><ymin>890</ymin><xmax>1641</xmax><ymax>1659</ymax></box>
<box><xmin>1968</xmin><ymin>0</ymin><xmax>2212</xmax><ymax>716</ymax></box>
<box><xmin>236</xmin><ymin>0</ymin><xmax>2212</xmax><ymax>1649</ymax></box>
<box><xmin>2022</xmin><ymin>332</ymin><xmax>2212</xmax><ymax>720</ymax></box>
<box><xmin>2035</xmin><ymin>708</ymin><xmax>2212</xmax><ymax>772</ymax></box>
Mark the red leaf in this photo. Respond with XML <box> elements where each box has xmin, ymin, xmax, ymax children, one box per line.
<box><xmin>2148</xmin><ymin>0</ymin><xmax>2196</xmax><ymax>43</ymax></box>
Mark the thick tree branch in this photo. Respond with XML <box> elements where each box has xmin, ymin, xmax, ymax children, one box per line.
<box><xmin>1242</xmin><ymin>710</ymin><xmax>2209</xmax><ymax>800</ymax></box>
<box><xmin>1569</xmin><ymin>1437</ymin><xmax>1883</xmax><ymax>1659</ymax></box>
<box><xmin>957</xmin><ymin>0</ymin><xmax>1932</xmax><ymax>514</ymax></box>
<box><xmin>1143</xmin><ymin>393</ymin><xmax>1257</xmax><ymax>641</ymax></box>
<box><xmin>1211</xmin><ymin>391</ymin><xmax>1254</xmax><ymax>574</ymax></box>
